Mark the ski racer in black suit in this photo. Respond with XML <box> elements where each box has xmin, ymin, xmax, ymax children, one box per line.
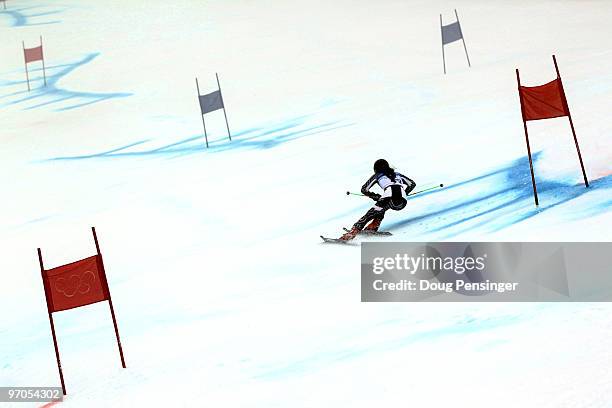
<box><xmin>340</xmin><ymin>159</ymin><xmax>416</xmax><ymax>241</ymax></box>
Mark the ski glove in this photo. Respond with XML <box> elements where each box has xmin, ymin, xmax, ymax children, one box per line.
<box><xmin>369</xmin><ymin>193</ymin><xmax>381</xmax><ymax>201</ymax></box>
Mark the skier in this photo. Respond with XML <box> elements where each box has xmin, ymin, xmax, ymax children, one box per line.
<box><xmin>340</xmin><ymin>159</ymin><xmax>416</xmax><ymax>241</ymax></box>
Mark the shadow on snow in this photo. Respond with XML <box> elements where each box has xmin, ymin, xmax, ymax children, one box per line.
<box><xmin>386</xmin><ymin>152</ymin><xmax>611</xmax><ymax>237</ymax></box>
<box><xmin>44</xmin><ymin>116</ymin><xmax>354</xmax><ymax>160</ymax></box>
<box><xmin>0</xmin><ymin>4</ymin><xmax>65</xmax><ymax>27</ymax></box>
<box><xmin>0</xmin><ymin>53</ymin><xmax>132</xmax><ymax>111</ymax></box>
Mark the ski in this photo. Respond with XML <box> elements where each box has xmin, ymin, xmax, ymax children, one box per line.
<box><xmin>320</xmin><ymin>236</ymin><xmax>355</xmax><ymax>244</ymax></box>
<box><xmin>343</xmin><ymin>228</ymin><xmax>392</xmax><ymax>236</ymax></box>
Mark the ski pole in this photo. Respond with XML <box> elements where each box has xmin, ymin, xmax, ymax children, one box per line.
<box><xmin>408</xmin><ymin>184</ymin><xmax>444</xmax><ymax>196</ymax></box>
<box><xmin>346</xmin><ymin>184</ymin><xmax>444</xmax><ymax>197</ymax></box>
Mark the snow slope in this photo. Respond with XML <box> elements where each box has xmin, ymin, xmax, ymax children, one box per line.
<box><xmin>1</xmin><ymin>0</ymin><xmax>611</xmax><ymax>406</ymax></box>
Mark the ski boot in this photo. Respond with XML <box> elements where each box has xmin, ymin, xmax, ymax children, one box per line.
<box><xmin>339</xmin><ymin>226</ymin><xmax>360</xmax><ymax>241</ymax></box>
<box><xmin>363</xmin><ymin>218</ymin><xmax>382</xmax><ymax>232</ymax></box>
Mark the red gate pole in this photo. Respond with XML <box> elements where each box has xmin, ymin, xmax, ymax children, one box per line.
<box><xmin>552</xmin><ymin>55</ymin><xmax>589</xmax><ymax>187</ymax></box>
<box><xmin>38</xmin><ymin>248</ymin><xmax>67</xmax><ymax>395</ymax></box>
<box><xmin>91</xmin><ymin>227</ymin><xmax>126</xmax><ymax>368</ymax></box>
<box><xmin>516</xmin><ymin>68</ymin><xmax>539</xmax><ymax>206</ymax></box>
<box><xmin>23</xmin><ymin>41</ymin><xmax>31</xmax><ymax>91</ymax></box>
<box><xmin>40</xmin><ymin>36</ymin><xmax>47</xmax><ymax>87</ymax></box>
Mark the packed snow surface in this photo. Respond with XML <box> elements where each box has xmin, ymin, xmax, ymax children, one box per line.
<box><xmin>1</xmin><ymin>0</ymin><xmax>611</xmax><ymax>406</ymax></box>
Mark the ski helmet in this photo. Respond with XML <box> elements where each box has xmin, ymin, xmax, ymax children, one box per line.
<box><xmin>373</xmin><ymin>159</ymin><xmax>390</xmax><ymax>174</ymax></box>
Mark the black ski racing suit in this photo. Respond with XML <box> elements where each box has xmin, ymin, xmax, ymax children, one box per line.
<box><xmin>352</xmin><ymin>172</ymin><xmax>416</xmax><ymax>230</ymax></box>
